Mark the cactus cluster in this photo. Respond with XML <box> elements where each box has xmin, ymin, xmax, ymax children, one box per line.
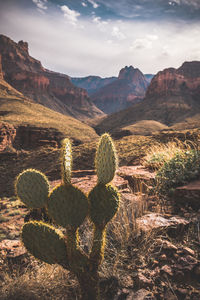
<box><xmin>15</xmin><ymin>133</ymin><xmax>120</xmax><ymax>300</ymax></box>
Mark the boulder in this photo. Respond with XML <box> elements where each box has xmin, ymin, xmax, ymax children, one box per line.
<box><xmin>136</xmin><ymin>213</ymin><xmax>190</xmax><ymax>237</ymax></box>
<box><xmin>117</xmin><ymin>166</ymin><xmax>156</xmax><ymax>193</ymax></box>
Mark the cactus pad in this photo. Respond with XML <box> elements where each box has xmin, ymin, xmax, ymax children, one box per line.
<box><xmin>95</xmin><ymin>133</ymin><xmax>117</xmax><ymax>184</ymax></box>
<box><xmin>22</xmin><ymin>221</ymin><xmax>68</xmax><ymax>267</ymax></box>
<box><xmin>48</xmin><ymin>184</ymin><xmax>88</xmax><ymax>228</ymax></box>
<box><xmin>89</xmin><ymin>184</ymin><xmax>120</xmax><ymax>227</ymax></box>
<box><xmin>61</xmin><ymin>138</ymin><xmax>72</xmax><ymax>185</ymax></box>
<box><xmin>16</xmin><ymin>169</ymin><xmax>49</xmax><ymax>209</ymax></box>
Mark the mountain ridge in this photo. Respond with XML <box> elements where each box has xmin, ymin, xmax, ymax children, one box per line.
<box><xmin>95</xmin><ymin>61</ymin><xmax>200</xmax><ymax>135</ymax></box>
<box><xmin>90</xmin><ymin>65</ymin><xmax>149</xmax><ymax>114</ymax></box>
<box><xmin>0</xmin><ymin>34</ymin><xmax>104</xmax><ymax>122</ymax></box>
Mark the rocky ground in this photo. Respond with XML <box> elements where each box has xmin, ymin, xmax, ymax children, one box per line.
<box><xmin>0</xmin><ymin>165</ymin><xmax>199</xmax><ymax>299</ymax></box>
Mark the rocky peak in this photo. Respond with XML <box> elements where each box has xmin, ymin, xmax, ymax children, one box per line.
<box><xmin>91</xmin><ymin>65</ymin><xmax>149</xmax><ymax>114</ymax></box>
<box><xmin>18</xmin><ymin>40</ymin><xmax>29</xmax><ymax>54</ymax></box>
<box><xmin>178</xmin><ymin>61</ymin><xmax>200</xmax><ymax>78</ymax></box>
<box><xmin>0</xmin><ymin>34</ymin><xmax>43</xmax><ymax>73</ymax></box>
<box><xmin>0</xmin><ymin>34</ymin><xmax>104</xmax><ymax>121</ymax></box>
<box><xmin>118</xmin><ymin>65</ymin><xmax>148</xmax><ymax>89</ymax></box>
<box><xmin>118</xmin><ymin>65</ymin><xmax>137</xmax><ymax>80</ymax></box>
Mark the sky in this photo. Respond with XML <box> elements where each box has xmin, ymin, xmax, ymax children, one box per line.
<box><xmin>0</xmin><ymin>0</ymin><xmax>200</xmax><ymax>77</ymax></box>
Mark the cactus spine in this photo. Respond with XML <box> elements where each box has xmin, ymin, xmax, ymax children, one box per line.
<box><xmin>16</xmin><ymin>134</ymin><xmax>120</xmax><ymax>300</ymax></box>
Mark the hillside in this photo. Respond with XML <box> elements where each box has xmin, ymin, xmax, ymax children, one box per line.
<box><xmin>95</xmin><ymin>61</ymin><xmax>200</xmax><ymax>134</ymax></box>
<box><xmin>0</xmin><ymin>35</ymin><xmax>104</xmax><ymax>122</ymax></box>
<box><xmin>91</xmin><ymin>66</ymin><xmax>149</xmax><ymax>114</ymax></box>
<box><xmin>0</xmin><ymin>78</ymin><xmax>98</xmax><ymax>144</ymax></box>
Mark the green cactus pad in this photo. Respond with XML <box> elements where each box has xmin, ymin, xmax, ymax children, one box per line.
<box><xmin>89</xmin><ymin>184</ymin><xmax>120</xmax><ymax>227</ymax></box>
<box><xmin>61</xmin><ymin>138</ymin><xmax>72</xmax><ymax>185</ymax></box>
<box><xmin>95</xmin><ymin>133</ymin><xmax>117</xmax><ymax>184</ymax></box>
<box><xmin>16</xmin><ymin>169</ymin><xmax>49</xmax><ymax>209</ymax></box>
<box><xmin>48</xmin><ymin>184</ymin><xmax>88</xmax><ymax>228</ymax></box>
<box><xmin>22</xmin><ymin>221</ymin><xmax>68</xmax><ymax>267</ymax></box>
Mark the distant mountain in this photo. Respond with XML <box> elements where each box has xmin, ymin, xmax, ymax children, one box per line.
<box><xmin>0</xmin><ymin>34</ymin><xmax>104</xmax><ymax>122</ymax></box>
<box><xmin>145</xmin><ymin>74</ymin><xmax>154</xmax><ymax>83</ymax></box>
<box><xmin>95</xmin><ymin>61</ymin><xmax>200</xmax><ymax>135</ymax></box>
<box><xmin>90</xmin><ymin>66</ymin><xmax>149</xmax><ymax>114</ymax></box>
<box><xmin>71</xmin><ymin>76</ymin><xmax>117</xmax><ymax>95</ymax></box>
<box><xmin>71</xmin><ymin>73</ymin><xmax>153</xmax><ymax>96</ymax></box>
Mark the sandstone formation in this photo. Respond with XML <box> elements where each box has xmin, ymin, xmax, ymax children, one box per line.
<box><xmin>95</xmin><ymin>61</ymin><xmax>200</xmax><ymax>134</ymax></box>
<box><xmin>0</xmin><ymin>54</ymin><xmax>3</xmax><ymax>80</ymax></box>
<box><xmin>0</xmin><ymin>34</ymin><xmax>104</xmax><ymax>121</ymax></box>
<box><xmin>91</xmin><ymin>66</ymin><xmax>149</xmax><ymax>114</ymax></box>
<box><xmin>146</xmin><ymin>61</ymin><xmax>200</xmax><ymax>101</ymax></box>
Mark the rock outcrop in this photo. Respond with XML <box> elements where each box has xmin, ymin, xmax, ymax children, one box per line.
<box><xmin>0</xmin><ymin>122</ymin><xmax>16</xmax><ymax>152</ymax></box>
<box><xmin>95</xmin><ymin>61</ymin><xmax>200</xmax><ymax>134</ymax></box>
<box><xmin>91</xmin><ymin>66</ymin><xmax>149</xmax><ymax>114</ymax></box>
<box><xmin>0</xmin><ymin>54</ymin><xmax>3</xmax><ymax>80</ymax></box>
<box><xmin>146</xmin><ymin>61</ymin><xmax>200</xmax><ymax>101</ymax></box>
<box><xmin>0</xmin><ymin>34</ymin><xmax>104</xmax><ymax>121</ymax></box>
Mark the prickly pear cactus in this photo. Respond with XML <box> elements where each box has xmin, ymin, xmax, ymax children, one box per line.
<box><xmin>15</xmin><ymin>134</ymin><xmax>120</xmax><ymax>300</ymax></box>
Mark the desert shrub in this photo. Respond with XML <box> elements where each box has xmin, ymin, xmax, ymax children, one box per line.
<box><xmin>143</xmin><ymin>140</ymin><xmax>187</xmax><ymax>170</ymax></box>
<box><xmin>155</xmin><ymin>149</ymin><xmax>200</xmax><ymax>195</ymax></box>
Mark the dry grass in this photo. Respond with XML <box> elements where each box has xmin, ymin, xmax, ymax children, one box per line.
<box><xmin>0</xmin><ymin>97</ymin><xmax>98</xmax><ymax>143</ymax></box>
<box><xmin>0</xmin><ymin>262</ymin><xmax>79</xmax><ymax>300</ymax></box>
<box><xmin>142</xmin><ymin>139</ymin><xmax>192</xmax><ymax>170</ymax></box>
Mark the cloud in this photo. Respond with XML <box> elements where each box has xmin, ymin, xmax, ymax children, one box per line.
<box><xmin>130</xmin><ymin>34</ymin><xmax>158</xmax><ymax>50</ymax></box>
<box><xmin>111</xmin><ymin>26</ymin><xmax>126</xmax><ymax>40</ymax></box>
<box><xmin>82</xmin><ymin>2</ymin><xmax>87</xmax><ymax>7</ymax></box>
<box><xmin>92</xmin><ymin>16</ymin><xmax>108</xmax><ymax>31</ymax></box>
<box><xmin>32</xmin><ymin>0</ymin><xmax>47</xmax><ymax>10</ymax></box>
<box><xmin>1</xmin><ymin>2</ymin><xmax>200</xmax><ymax>77</ymax></box>
<box><xmin>60</xmin><ymin>5</ymin><xmax>80</xmax><ymax>26</ymax></box>
<box><xmin>87</xmin><ymin>0</ymin><xmax>99</xmax><ymax>9</ymax></box>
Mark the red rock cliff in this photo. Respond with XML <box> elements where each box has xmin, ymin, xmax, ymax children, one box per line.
<box><xmin>146</xmin><ymin>61</ymin><xmax>200</xmax><ymax>100</ymax></box>
<box><xmin>0</xmin><ymin>55</ymin><xmax>3</xmax><ymax>80</ymax></box>
<box><xmin>0</xmin><ymin>34</ymin><xmax>104</xmax><ymax>121</ymax></box>
<box><xmin>91</xmin><ymin>65</ymin><xmax>149</xmax><ymax>114</ymax></box>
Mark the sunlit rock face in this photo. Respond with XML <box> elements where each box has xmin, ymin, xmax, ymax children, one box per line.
<box><xmin>91</xmin><ymin>65</ymin><xmax>149</xmax><ymax>114</ymax></box>
<box><xmin>0</xmin><ymin>34</ymin><xmax>104</xmax><ymax>121</ymax></box>
<box><xmin>0</xmin><ymin>54</ymin><xmax>3</xmax><ymax>80</ymax></box>
<box><xmin>146</xmin><ymin>61</ymin><xmax>200</xmax><ymax>100</ymax></box>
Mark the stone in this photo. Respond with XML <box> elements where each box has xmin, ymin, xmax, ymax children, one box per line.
<box><xmin>173</xmin><ymin>180</ymin><xmax>200</xmax><ymax>209</ymax></box>
<box><xmin>131</xmin><ymin>289</ymin><xmax>155</xmax><ymax>300</ymax></box>
<box><xmin>0</xmin><ymin>239</ymin><xmax>27</xmax><ymax>264</ymax></box>
<box><xmin>135</xmin><ymin>272</ymin><xmax>153</xmax><ymax>288</ymax></box>
<box><xmin>181</xmin><ymin>247</ymin><xmax>195</xmax><ymax>256</ymax></box>
<box><xmin>160</xmin><ymin>265</ymin><xmax>173</xmax><ymax>276</ymax></box>
<box><xmin>136</xmin><ymin>213</ymin><xmax>189</xmax><ymax>236</ymax></box>
<box><xmin>117</xmin><ymin>166</ymin><xmax>156</xmax><ymax>194</ymax></box>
